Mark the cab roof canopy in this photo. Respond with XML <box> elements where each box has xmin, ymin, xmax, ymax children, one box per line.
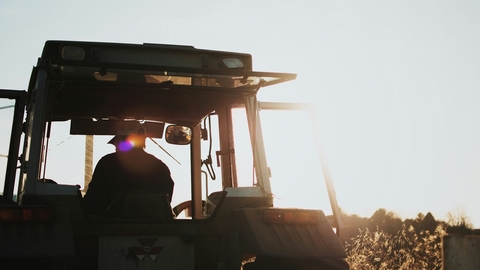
<box><xmin>39</xmin><ymin>41</ymin><xmax>296</xmax><ymax>128</ymax></box>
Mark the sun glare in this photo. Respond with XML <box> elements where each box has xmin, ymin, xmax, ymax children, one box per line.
<box><xmin>118</xmin><ymin>140</ymin><xmax>135</xmax><ymax>152</ymax></box>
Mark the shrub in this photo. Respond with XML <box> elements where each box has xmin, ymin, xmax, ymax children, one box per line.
<box><xmin>345</xmin><ymin>225</ymin><xmax>445</xmax><ymax>270</ymax></box>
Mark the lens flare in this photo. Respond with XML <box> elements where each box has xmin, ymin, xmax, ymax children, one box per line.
<box><xmin>117</xmin><ymin>135</ymin><xmax>145</xmax><ymax>151</ymax></box>
<box><xmin>118</xmin><ymin>140</ymin><xmax>134</xmax><ymax>152</ymax></box>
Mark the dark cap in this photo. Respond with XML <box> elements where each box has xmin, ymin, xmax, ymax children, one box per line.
<box><xmin>108</xmin><ymin>126</ymin><xmax>146</xmax><ymax>145</ymax></box>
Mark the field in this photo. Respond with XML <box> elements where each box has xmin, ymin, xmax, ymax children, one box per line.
<box><xmin>345</xmin><ymin>225</ymin><xmax>445</xmax><ymax>269</ymax></box>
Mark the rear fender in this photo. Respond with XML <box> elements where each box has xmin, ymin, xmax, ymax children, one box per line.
<box><xmin>235</xmin><ymin>208</ymin><xmax>346</xmax><ymax>259</ymax></box>
<box><xmin>0</xmin><ymin>205</ymin><xmax>75</xmax><ymax>258</ymax></box>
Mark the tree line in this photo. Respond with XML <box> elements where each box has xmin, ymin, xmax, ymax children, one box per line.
<box><xmin>340</xmin><ymin>208</ymin><xmax>480</xmax><ymax>244</ymax></box>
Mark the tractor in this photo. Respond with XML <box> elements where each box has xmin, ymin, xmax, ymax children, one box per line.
<box><xmin>0</xmin><ymin>41</ymin><xmax>348</xmax><ymax>269</ymax></box>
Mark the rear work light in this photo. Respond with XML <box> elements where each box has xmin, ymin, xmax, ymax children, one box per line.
<box><xmin>221</xmin><ymin>57</ymin><xmax>244</xmax><ymax>69</ymax></box>
<box><xmin>61</xmin><ymin>45</ymin><xmax>85</xmax><ymax>60</ymax></box>
<box><xmin>263</xmin><ymin>210</ymin><xmax>320</xmax><ymax>225</ymax></box>
<box><xmin>0</xmin><ymin>207</ymin><xmax>55</xmax><ymax>222</ymax></box>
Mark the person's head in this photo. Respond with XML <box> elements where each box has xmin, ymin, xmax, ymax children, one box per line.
<box><xmin>108</xmin><ymin>126</ymin><xmax>146</xmax><ymax>152</ymax></box>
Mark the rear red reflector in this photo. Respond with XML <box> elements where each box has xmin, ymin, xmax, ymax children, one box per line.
<box><xmin>0</xmin><ymin>207</ymin><xmax>55</xmax><ymax>222</ymax></box>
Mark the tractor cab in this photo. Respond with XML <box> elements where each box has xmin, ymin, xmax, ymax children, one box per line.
<box><xmin>0</xmin><ymin>41</ymin><xmax>348</xmax><ymax>270</ymax></box>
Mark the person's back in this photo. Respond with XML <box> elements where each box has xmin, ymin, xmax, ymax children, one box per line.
<box><xmin>83</xmin><ymin>127</ymin><xmax>174</xmax><ymax>216</ymax></box>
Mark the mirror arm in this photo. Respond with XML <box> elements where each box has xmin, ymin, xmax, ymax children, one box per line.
<box><xmin>148</xmin><ymin>137</ymin><xmax>181</xmax><ymax>165</ymax></box>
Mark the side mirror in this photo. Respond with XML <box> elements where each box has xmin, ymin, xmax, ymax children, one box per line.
<box><xmin>165</xmin><ymin>125</ymin><xmax>192</xmax><ymax>145</ymax></box>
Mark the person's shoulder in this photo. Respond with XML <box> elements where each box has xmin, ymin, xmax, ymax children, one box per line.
<box><xmin>98</xmin><ymin>152</ymin><xmax>117</xmax><ymax>162</ymax></box>
<box><xmin>102</xmin><ymin>152</ymin><xmax>117</xmax><ymax>158</ymax></box>
<box><xmin>143</xmin><ymin>152</ymin><xmax>167</xmax><ymax>165</ymax></box>
<box><xmin>146</xmin><ymin>152</ymin><xmax>164</xmax><ymax>162</ymax></box>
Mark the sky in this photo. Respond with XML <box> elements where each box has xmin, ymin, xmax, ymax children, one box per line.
<box><xmin>1</xmin><ymin>0</ymin><xmax>480</xmax><ymax>227</ymax></box>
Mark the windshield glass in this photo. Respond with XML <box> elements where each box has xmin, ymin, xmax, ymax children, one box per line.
<box><xmin>259</xmin><ymin>109</ymin><xmax>333</xmax><ymax>213</ymax></box>
<box><xmin>43</xmin><ymin>121</ymin><xmax>193</xmax><ymax>209</ymax></box>
<box><xmin>42</xmin><ymin>118</ymin><xmax>244</xmax><ymax>219</ymax></box>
